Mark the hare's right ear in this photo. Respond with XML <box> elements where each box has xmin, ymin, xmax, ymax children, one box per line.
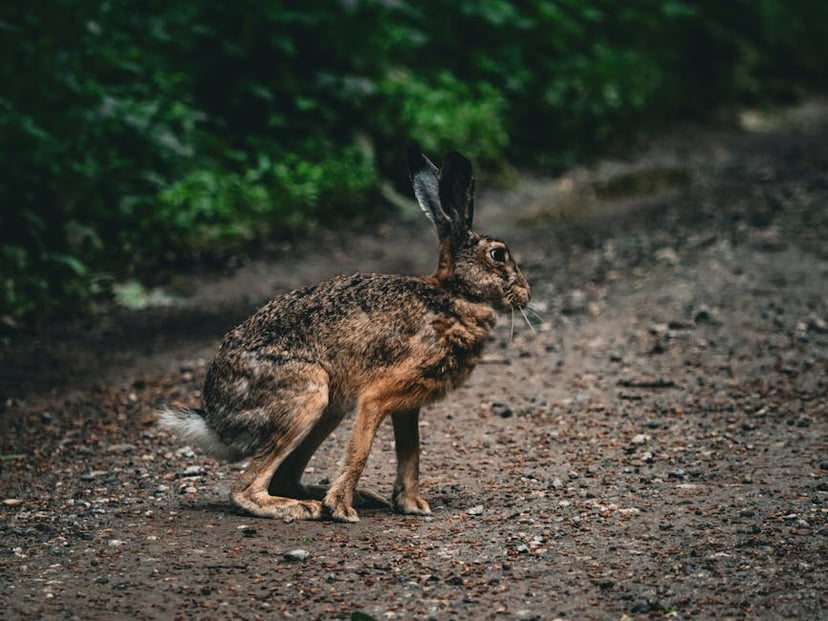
<box><xmin>438</xmin><ymin>151</ymin><xmax>474</xmax><ymax>232</ymax></box>
<box><xmin>407</xmin><ymin>144</ymin><xmax>452</xmax><ymax>234</ymax></box>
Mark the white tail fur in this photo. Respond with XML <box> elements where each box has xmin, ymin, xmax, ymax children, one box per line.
<box><xmin>157</xmin><ymin>408</ymin><xmax>237</xmax><ymax>461</ymax></box>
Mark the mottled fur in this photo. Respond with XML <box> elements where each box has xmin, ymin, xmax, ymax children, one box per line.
<box><xmin>159</xmin><ymin>147</ymin><xmax>530</xmax><ymax>522</ymax></box>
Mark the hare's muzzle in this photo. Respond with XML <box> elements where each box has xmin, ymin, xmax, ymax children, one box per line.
<box><xmin>514</xmin><ymin>285</ymin><xmax>531</xmax><ymax>309</ymax></box>
<box><xmin>507</xmin><ymin>277</ymin><xmax>531</xmax><ymax>310</ymax></box>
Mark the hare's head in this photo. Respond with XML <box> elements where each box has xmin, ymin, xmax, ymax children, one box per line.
<box><xmin>408</xmin><ymin>146</ymin><xmax>530</xmax><ymax>312</ymax></box>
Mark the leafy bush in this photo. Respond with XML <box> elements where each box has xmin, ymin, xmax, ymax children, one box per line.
<box><xmin>1</xmin><ymin>0</ymin><xmax>826</xmax><ymax>320</ymax></box>
<box><xmin>378</xmin><ymin>70</ymin><xmax>509</xmax><ymax>167</ymax></box>
<box><xmin>151</xmin><ymin>146</ymin><xmax>378</xmax><ymax>261</ymax></box>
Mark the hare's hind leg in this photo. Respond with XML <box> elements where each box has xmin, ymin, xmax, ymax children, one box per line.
<box><xmin>267</xmin><ymin>407</ymin><xmax>345</xmax><ymax>498</ymax></box>
<box><xmin>268</xmin><ymin>408</ymin><xmax>391</xmax><ymax>511</ymax></box>
<box><xmin>230</xmin><ymin>367</ymin><xmax>329</xmax><ymax>521</ymax></box>
<box><xmin>392</xmin><ymin>408</ymin><xmax>431</xmax><ymax>515</ymax></box>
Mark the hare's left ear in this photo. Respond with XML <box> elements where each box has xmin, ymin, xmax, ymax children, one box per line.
<box><xmin>438</xmin><ymin>151</ymin><xmax>474</xmax><ymax>233</ymax></box>
<box><xmin>407</xmin><ymin>144</ymin><xmax>451</xmax><ymax>234</ymax></box>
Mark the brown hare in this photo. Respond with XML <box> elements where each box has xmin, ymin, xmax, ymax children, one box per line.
<box><xmin>160</xmin><ymin>146</ymin><xmax>530</xmax><ymax>522</ymax></box>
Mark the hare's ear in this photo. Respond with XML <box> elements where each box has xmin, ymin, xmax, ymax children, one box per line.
<box><xmin>438</xmin><ymin>151</ymin><xmax>475</xmax><ymax>232</ymax></box>
<box><xmin>407</xmin><ymin>144</ymin><xmax>451</xmax><ymax>232</ymax></box>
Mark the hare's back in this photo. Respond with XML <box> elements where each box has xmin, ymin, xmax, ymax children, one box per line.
<box><xmin>227</xmin><ymin>272</ymin><xmax>448</xmax><ymax>352</ymax></box>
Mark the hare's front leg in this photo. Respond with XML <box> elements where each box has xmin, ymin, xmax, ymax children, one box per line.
<box><xmin>392</xmin><ymin>408</ymin><xmax>431</xmax><ymax>515</ymax></box>
<box><xmin>324</xmin><ymin>388</ymin><xmax>394</xmax><ymax>522</ymax></box>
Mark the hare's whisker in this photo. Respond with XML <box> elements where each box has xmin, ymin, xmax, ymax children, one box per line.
<box><xmin>519</xmin><ymin>307</ymin><xmax>537</xmax><ymax>334</ymax></box>
<box><xmin>509</xmin><ymin>309</ymin><xmax>515</xmax><ymax>346</ymax></box>
<box><xmin>526</xmin><ymin>305</ymin><xmax>545</xmax><ymax>323</ymax></box>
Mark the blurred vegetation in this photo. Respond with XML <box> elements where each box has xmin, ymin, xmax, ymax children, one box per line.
<box><xmin>2</xmin><ymin>0</ymin><xmax>827</xmax><ymax>320</ymax></box>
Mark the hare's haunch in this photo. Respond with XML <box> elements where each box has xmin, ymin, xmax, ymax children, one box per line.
<box><xmin>160</xmin><ymin>147</ymin><xmax>531</xmax><ymax>522</ymax></box>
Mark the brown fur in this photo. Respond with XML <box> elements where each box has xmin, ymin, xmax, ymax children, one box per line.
<box><xmin>159</xmin><ymin>148</ymin><xmax>530</xmax><ymax>522</ymax></box>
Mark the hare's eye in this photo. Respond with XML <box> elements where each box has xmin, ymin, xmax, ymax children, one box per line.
<box><xmin>489</xmin><ymin>247</ymin><xmax>507</xmax><ymax>263</ymax></box>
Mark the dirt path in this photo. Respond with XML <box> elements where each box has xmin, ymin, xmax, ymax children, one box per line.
<box><xmin>2</xmin><ymin>107</ymin><xmax>827</xmax><ymax>620</ymax></box>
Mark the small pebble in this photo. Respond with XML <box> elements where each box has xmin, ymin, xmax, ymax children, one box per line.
<box><xmin>516</xmin><ymin>544</ymin><xmax>530</xmax><ymax>554</ymax></box>
<box><xmin>655</xmin><ymin>247</ymin><xmax>679</xmax><ymax>265</ymax></box>
<box><xmin>284</xmin><ymin>549</ymin><xmax>310</xmax><ymax>562</ymax></box>
<box><xmin>466</xmin><ymin>505</ymin><xmax>484</xmax><ymax>516</ymax></box>
<box><xmin>490</xmin><ymin>402</ymin><xmax>513</xmax><ymax>418</ymax></box>
<box><xmin>2</xmin><ymin>498</ymin><xmax>23</xmax><ymax>507</ymax></box>
<box><xmin>807</xmin><ymin>315</ymin><xmax>827</xmax><ymax>334</ymax></box>
<box><xmin>693</xmin><ymin>304</ymin><xmax>715</xmax><ymax>323</ymax></box>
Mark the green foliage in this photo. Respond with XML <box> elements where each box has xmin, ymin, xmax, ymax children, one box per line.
<box><xmin>151</xmin><ymin>146</ymin><xmax>377</xmax><ymax>261</ymax></box>
<box><xmin>378</xmin><ymin>70</ymin><xmax>509</xmax><ymax>167</ymax></box>
<box><xmin>1</xmin><ymin>0</ymin><xmax>826</xmax><ymax>319</ymax></box>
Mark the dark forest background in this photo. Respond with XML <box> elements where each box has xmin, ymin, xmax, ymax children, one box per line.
<box><xmin>2</xmin><ymin>1</ymin><xmax>827</xmax><ymax>320</ymax></box>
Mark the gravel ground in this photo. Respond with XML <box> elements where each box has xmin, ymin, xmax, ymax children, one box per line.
<box><xmin>1</xmin><ymin>106</ymin><xmax>827</xmax><ymax>620</ymax></box>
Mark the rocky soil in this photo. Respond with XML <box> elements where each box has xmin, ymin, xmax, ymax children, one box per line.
<box><xmin>2</xmin><ymin>104</ymin><xmax>827</xmax><ymax>619</ymax></box>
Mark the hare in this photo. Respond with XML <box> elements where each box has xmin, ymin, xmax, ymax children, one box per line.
<box><xmin>159</xmin><ymin>146</ymin><xmax>530</xmax><ymax>522</ymax></box>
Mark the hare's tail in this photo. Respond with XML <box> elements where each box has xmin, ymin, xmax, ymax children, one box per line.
<box><xmin>158</xmin><ymin>407</ymin><xmax>238</xmax><ymax>461</ymax></box>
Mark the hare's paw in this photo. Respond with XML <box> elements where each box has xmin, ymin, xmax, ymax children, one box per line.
<box><xmin>232</xmin><ymin>490</ymin><xmax>322</xmax><ymax>521</ymax></box>
<box><xmin>323</xmin><ymin>490</ymin><xmax>360</xmax><ymax>523</ymax></box>
<box><xmin>294</xmin><ymin>499</ymin><xmax>324</xmax><ymax>520</ymax></box>
<box><xmin>324</xmin><ymin>500</ymin><xmax>360</xmax><ymax>523</ymax></box>
<box><xmin>393</xmin><ymin>492</ymin><xmax>432</xmax><ymax>516</ymax></box>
